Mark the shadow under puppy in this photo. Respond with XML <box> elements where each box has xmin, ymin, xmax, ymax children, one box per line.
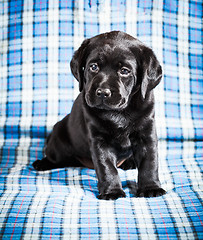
<box><xmin>33</xmin><ymin>31</ymin><xmax>166</xmax><ymax>200</ymax></box>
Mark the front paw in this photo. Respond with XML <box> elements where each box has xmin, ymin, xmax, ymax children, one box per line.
<box><xmin>136</xmin><ymin>187</ymin><xmax>166</xmax><ymax>198</ymax></box>
<box><xmin>98</xmin><ymin>189</ymin><xmax>126</xmax><ymax>200</ymax></box>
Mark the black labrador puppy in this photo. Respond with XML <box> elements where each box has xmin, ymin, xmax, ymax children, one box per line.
<box><xmin>33</xmin><ymin>31</ymin><xmax>166</xmax><ymax>200</ymax></box>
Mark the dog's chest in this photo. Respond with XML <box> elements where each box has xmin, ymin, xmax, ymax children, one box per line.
<box><xmin>112</xmin><ymin>136</ymin><xmax>133</xmax><ymax>162</ymax></box>
<box><xmin>101</xmin><ymin>112</ymin><xmax>133</xmax><ymax>145</ymax></box>
<box><xmin>103</xmin><ymin>112</ymin><xmax>130</xmax><ymax>129</ymax></box>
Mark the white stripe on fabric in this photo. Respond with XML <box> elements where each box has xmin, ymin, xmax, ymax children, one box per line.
<box><xmin>132</xmin><ymin>198</ymin><xmax>157</xmax><ymax>240</ymax></box>
<box><xmin>62</xmin><ymin>195</ymin><xmax>81</xmax><ymax>240</ymax></box>
<box><xmin>99</xmin><ymin>200</ymin><xmax>118</xmax><ymax>240</ymax></box>
<box><xmin>99</xmin><ymin>0</ymin><xmax>111</xmax><ymax>34</ymax></box>
<box><xmin>125</xmin><ymin>0</ymin><xmax>138</xmax><ymax>37</ymax></box>
<box><xmin>23</xmin><ymin>191</ymin><xmax>51</xmax><ymax>239</ymax></box>
<box><xmin>73</xmin><ymin>0</ymin><xmax>85</xmax><ymax>100</ymax></box>
<box><xmin>21</xmin><ymin>0</ymin><xmax>34</xmax><ymax>136</ymax></box>
<box><xmin>152</xmin><ymin>2</ymin><xmax>167</xmax><ymax>140</ymax></box>
<box><xmin>178</xmin><ymin>1</ymin><xmax>195</xmax><ymax>140</ymax></box>
<box><xmin>47</xmin><ymin>0</ymin><xmax>59</xmax><ymax>129</ymax></box>
<box><xmin>0</xmin><ymin>1</ymin><xmax>8</xmax><ymax>136</ymax></box>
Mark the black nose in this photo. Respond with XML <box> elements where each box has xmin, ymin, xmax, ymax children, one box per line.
<box><xmin>96</xmin><ymin>88</ymin><xmax>111</xmax><ymax>98</ymax></box>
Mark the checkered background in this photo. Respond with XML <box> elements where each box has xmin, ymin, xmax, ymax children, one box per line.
<box><xmin>0</xmin><ymin>0</ymin><xmax>202</xmax><ymax>239</ymax></box>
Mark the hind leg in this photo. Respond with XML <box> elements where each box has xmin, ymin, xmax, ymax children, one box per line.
<box><xmin>33</xmin><ymin>157</ymin><xmax>56</xmax><ymax>171</ymax></box>
<box><xmin>33</xmin><ymin>156</ymin><xmax>84</xmax><ymax>171</ymax></box>
<box><xmin>32</xmin><ymin>116</ymin><xmax>85</xmax><ymax>171</ymax></box>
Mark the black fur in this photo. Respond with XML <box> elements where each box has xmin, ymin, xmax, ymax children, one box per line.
<box><xmin>33</xmin><ymin>31</ymin><xmax>166</xmax><ymax>200</ymax></box>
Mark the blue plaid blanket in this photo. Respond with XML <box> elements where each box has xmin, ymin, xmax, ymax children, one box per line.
<box><xmin>0</xmin><ymin>0</ymin><xmax>202</xmax><ymax>239</ymax></box>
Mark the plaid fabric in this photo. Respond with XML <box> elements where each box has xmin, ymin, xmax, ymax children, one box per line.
<box><xmin>0</xmin><ymin>0</ymin><xmax>203</xmax><ymax>239</ymax></box>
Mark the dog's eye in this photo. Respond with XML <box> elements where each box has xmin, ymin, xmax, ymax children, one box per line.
<box><xmin>120</xmin><ymin>67</ymin><xmax>130</xmax><ymax>75</ymax></box>
<box><xmin>90</xmin><ymin>63</ymin><xmax>99</xmax><ymax>72</ymax></box>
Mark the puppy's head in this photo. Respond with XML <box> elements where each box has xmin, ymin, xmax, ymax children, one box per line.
<box><xmin>70</xmin><ymin>31</ymin><xmax>162</xmax><ymax>110</ymax></box>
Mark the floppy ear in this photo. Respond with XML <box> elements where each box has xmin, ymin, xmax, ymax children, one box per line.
<box><xmin>140</xmin><ymin>48</ymin><xmax>162</xmax><ymax>100</ymax></box>
<box><xmin>70</xmin><ymin>39</ymin><xmax>90</xmax><ymax>92</ymax></box>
